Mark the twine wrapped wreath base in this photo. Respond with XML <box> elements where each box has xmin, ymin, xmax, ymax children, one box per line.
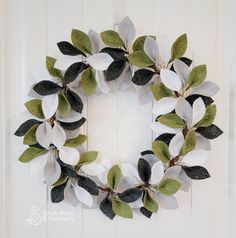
<box><xmin>14</xmin><ymin>17</ymin><xmax>223</xmax><ymax>220</ymax></box>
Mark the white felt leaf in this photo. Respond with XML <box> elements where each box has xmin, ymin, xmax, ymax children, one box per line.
<box><xmin>144</xmin><ymin>36</ymin><xmax>157</xmax><ymax>63</ymax></box>
<box><xmin>74</xmin><ymin>185</ymin><xmax>93</xmax><ymax>208</ymax></box>
<box><xmin>143</xmin><ymin>153</ymin><xmax>158</xmax><ymax>167</ymax></box>
<box><xmin>119</xmin><ymin>64</ymin><xmax>133</xmax><ymax>91</ymax></box>
<box><xmin>151</xmin><ymin>122</ymin><xmax>181</xmax><ymax>136</ymax></box>
<box><xmin>173</xmin><ymin>59</ymin><xmax>190</xmax><ymax>85</ymax></box>
<box><xmin>52</xmin><ymin>122</ymin><xmax>66</xmax><ymax>148</ymax></box>
<box><xmin>118</xmin><ymin>16</ymin><xmax>136</xmax><ymax>45</ymax></box>
<box><xmin>97</xmin><ymin>172</ymin><xmax>108</xmax><ymax>186</ymax></box>
<box><xmin>59</xmin><ymin>146</ymin><xmax>80</xmax><ymax>165</ymax></box>
<box><xmin>175</xmin><ymin>97</ymin><xmax>192</xmax><ymax>127</ymax></box>
<box><xmin>152</xmin><ymin>97</ymin><xmax>178</xmax><ymax>117</ymax></box>
<box><xmin>169</xmin><ymin>132</ymin><xmax>185</xmax><ymax>157</ymax></box>
<box><xmin>192</xmin><ymin>81</ymin><xmax>220</xmax><ymax>97</ymax></box>
<box><xmin>54</xmin><ymin>56</ymin><xmax>79</xmax><ymax>70</ymax></box>
<box><xmin>56</xmin><ymin>110</ymin><xmax>83</xmax><ymax>123</ymax></box>
<box><xmin>28</xmin><ymin>153</ymin><xmax>48</xmax><ymax>175</ymax></box>
<box><xmin>182</xmin><ymin>150</ymin><xmax>210</xmax><ymax>166</ymax></box>
<box><xmin>120</xmin><ymin>163</ymin><xmax>140</xmax><ymax>182</ymax></box>
<box><xmin>88</xmin><ymin>29</ymin><xmax>101</xmax><ymax>54</ymax></box>
<box><xmin>80</xmin><ymin>163</ymin><xmax>105</xmax><ymax>176</ymax></box>
<box><xmin>42</xmin><ymin>94</ymin><xmax>59</xmax><ymax>119</ymax></box>
<box><xmin>116</xmin><ymin>177</ymin><xmax>140</xmax><ymax>193</ymax></box>
<box><xmin>160</xmin><ymin>69</ymin><xmax>182</xmax><ymax>91</ymax></box>
<box><xmin>157</xmin><ymin>35</ymin><xmax>172</xmax><ymax>65</ymax></box>
<box><xmin>35</xmin><ymin>122</ymin><xmax>52</xmax><ymax>149</ymax></box>
<box><xmin>156</xmin><ymin>193</ymin><xmax>178</xmax><ymax>209</ymax></box>
<box><xmin>64</xmin><ymin>183</ymin><xmax>79</xmax><ymax>207</ymax></box>
<box><xmin>191</xmin><ymin>97</ymin><xmax>205</xmax><ymax>127</ymax></box>
<box><xmin>195</xmin><ymin>134</ymin><xmax>211</xmax><ymax>150</ymax></box>
<box><xmin>96</xmin><ymin>70</ymin><xmax>110</xmax><ymax>94</ymax></box>
<box><xmin>28</xmin><ymin>84</ymin><xmax>43</xmax><ymax>99</ymax></box>
<box><xmin>149</xmin><ymin>161</ymin><xmax>164</xmax><ymax>185</ymax></box>
<box><xmin>87</xmin><ymin>53</ymin><xmax>113</xmax><ymax>71</ymax></box>
<box><xmin>164</xmin><ymin>166</ymin><xmax>181</xmax><ymax>179</ymax></box>
<box><xmin>130</xmin><ymin>197</ymin><xmax>143</xmax><ymax>209</ymax></box>
<box><xmin>178</xmin><ymin>168</ymin><xmax>191</xmax><ymax>192</ymax></box>
<box><xmin>44</xmin><ymin>157</ymin><xmax>61</xmax><ymax>186</ymax></box>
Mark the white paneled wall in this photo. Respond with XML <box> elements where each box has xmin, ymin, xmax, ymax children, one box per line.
<box><xmin>0</xmin><ymin>0</ymin><xmax>235</xmax><ymax>237</ymax></box>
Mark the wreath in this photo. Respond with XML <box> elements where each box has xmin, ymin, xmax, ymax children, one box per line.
<box><xmin>14</xmin><ymin>16</ymin><xmax>223</xmax><ymax>220</ymax></box>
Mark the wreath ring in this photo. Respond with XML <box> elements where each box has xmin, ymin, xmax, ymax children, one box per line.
<box><xmin>14</xmin><ymin>16</ymin><xmax>223</xmax><ymax>220</ymax></box>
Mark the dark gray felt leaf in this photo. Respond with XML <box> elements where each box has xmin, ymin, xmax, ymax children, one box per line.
<box><xmin>118</xmin><ymin>188</ymin><xmax>143</xmax><ymax>203</ymax></box>
<box><xmin>100</xmin><ymin>47</ymin><xmax>126</xmax><ymax>60</ymax></box>
<box><xmin>51</xmin><ymin>182</ymin><xmax>67</xmax><ymax>203</ymax></box>
<box><xmin>77</xmin><ymin>175</ymin><xmax>99</xmax><ymax>195</ymax></box>
<box><xmin>100</xmin><ymin>197</ymin><xmax>116</xmax><ymax>220</ymax></box>
<box><xmin>132</xmin><ymin>69</ymin><xmax>155</xmax><ymax>86</ymax></box>
<box><xmin>182</xmin><ymin>166</ymin><xmax>210</xmax><ymax>180</ymax></box>
<box><xmin>57</xmin><ymin>41</ymin><xmax>86</xmax><ymax>56</ymax></box>
<box><xmin>196</xmin><ymin>124</ymin><xmax>223</xmax><ymax>139</ymax></box>
<box><xmin>185</xmin><ymin>94</ymin><xmax>214</xmax><ymax>107</ymax></box>
<box><xmin>138</xmin><ymin>158</ymin><xmax>151</xmax><ymax>183</ymax></box>
<box><xmin>33</xmin><ymin>80</ymin><xmax>61</xmax><ymax>96</ymax></box>
<box><xmin>66</xmin><ymin>89</ymin><xmax>83</xmax><ymax>113</ymax></box>
<box><xmin>59</xmin><ymin>117</ymin><xmax>86</xmax><ymax>130</ymax></box>
<box><xmin>14</xmin><ymin>119</ymin><xmax>41</xmax><ymax>137</ymax></box>
<box><xmin>179</xmin><ymin>57</ymin><xmax>192</xmax><ymax>66</ymax></box>
<box><xmin>105</xmin><ymin>58</ymin><xmax>126</xmax><ymax>81</ymax></box>
<box><xmin>154</xmin><ymin>133</ymin><xmax>175</xmax><ymax>146</ymax></box>
<box><xmin>140</xmin><ymin>150</ymin><xmax>154</xmax><ymax>156</ymax></box>
<box><xmin>59</xmin><ymin>162</ymin><xmax>77</xmax><ymax>178</ymax></box>
<box><xmin>64</xmin><ymin>62</ymin><xmax>86</xmax><ymax>84</ymax></box>
<box><xmin>140</xmin><ymin>207</ymin><xmax>152</xmax><ymax>218</ymax></box>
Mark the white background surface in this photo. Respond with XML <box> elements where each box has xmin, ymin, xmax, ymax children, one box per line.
<box><xmin>0</xmin><ymin>0</ymin><xmax>235</xmax><ymax>237</ymax></box>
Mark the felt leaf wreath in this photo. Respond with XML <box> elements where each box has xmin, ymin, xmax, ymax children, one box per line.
<box><xmin>15</xmin><ymin>16</ymin><xmax>223</xmax><ymax>220</ymax></box>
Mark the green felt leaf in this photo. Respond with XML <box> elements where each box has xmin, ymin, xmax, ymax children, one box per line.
<box><xmin>64</xmin><ymin>134</ymin><xmax>87</xmax><ymax>148</ymax></box>
<box><xmin>180</xmin><ymin>130</ymin><xmax>196</xmax><ymax>155</ymax></box>
<box><xmin>127</xmin><ymin>51</ymin><xmax>154</xmax><ymax>67</ymax></box>
<box><xmin>156</xmin><ymin>178</ymin><xmax>181</xmax><ymax>196</ymax></box>
<box><xmin>58</xmin><ymin>91</ymin><xmax>71</xmax><ymax>117</ymax></box>
<box><xmin>152</xmin><ymin>141</ymin><xmax>170</xmax><ymax>163</ymax></box>
<box><xmin>197</xmin><ymin>104</ymin><xmax>216</xmax><ymax>128</ymax></box>
<box><xmin>71</xmin><ymin>29</ymin><xmax>92</xmax><ymax>54</ymax></box>
<box><xmin>187</xmin><ymin>64</ymin><xmax>207</xmax><ymax>88</ymax></box>
<box><xmin>132</xmin><ymin>35</ymin><xmax>156</xmax><ymax>52</ymax></box>
<box><xmin>107</xmin><ymin>165</ymin><xmax>121</xmax><ymax>190</ymax></box>
<box><xmin>100</xmin><ymin>30</ymin><xmax>125</xmax><ymax>48</ymax></box>
<box><xmin>143</xmin><ymin>190</ymin><xmax>158</xmax><ymax>213</ymax></box>
<box><xmin>23</xmin><ymin>124</ymin><xmax>39</xmax><ymax>145</ymax></box>
<box><xmin>46</xmin><ymin>56</ymin><xmax>63</xmax><ymax>79</ymax></box>
<box><xmin>171</xmin><ymin>33</ymin><xmax>187</xmax><ymax>61</ymax></box>
<box><xmin>111</xmin><ymin>197</ymin><xmax>133</xmax><ymax>219</ymax></box>
<box><xmin>19</xmin><ymin>147</ymin><xmax>48</xmax><ymax>163</ymax></box>
<box><xmin>76</xmin><ymin>151</ymin><xmax>98</xmax><ymax>169</ymax></box>
<box><xmin>24</xmin><ymin>99</ymin><xmax>45</xmax><ymax>119</ymax></box>
<box><xmin>151</xmin><ymin>82</ymin><xmax>173</xmax><ymax>101</ymax></box>
<box><xmin>53</xmin><ymin>174</ymin><xmax>68</xmax><ymax>187</ymax></box>
<box><xmin>158</xmin><ymin>113</ymin><xmax>185</xmax><ymax>128</ymax></box>
<box><xmin>81</xmin><ymin>67</ymin><xmax>97</xmax><ymax>96</ymax></box>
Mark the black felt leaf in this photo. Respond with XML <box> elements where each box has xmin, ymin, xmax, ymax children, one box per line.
<box><xmin>57</xmin><ymin>159</ymin><xmax>77</xmax><ymax>178</ymax></box>
<box><xmin>140</xmin><ymin>150</ymin><xmax>154</xmax><ymax>156</ymax></box>
<box><xmin>118</xmin><ymin>188</ymin><xmax>142</xmax><ymax>203</ymax></box>
<box><xmin>186</xmin><ymin>94</ymin><xmax>214</xmax><ymax>107</ymax></box>
<box><xmin>33</xmin><ymin>80</ymin><xmax>61</xmax><ymax>96</ymax></box>
<box><xmin>140</xmin><ymin>207</ymin><xmax>152</xmax><ymax>218</ymax></box>
<box><xmin>155</xmin><ymin>133</ymin><xmax>175</xmax><ymax>145</ymax></box>
<box><xmin>182</xmin><ymin>166</ymin><xmax>210</xmax><ymax>180</ymax></box>
<box><xmin>132</xmin><ymin>69</ymin><xmax>155</xmax><ymax>86</ymax></box>
<box><xmin>138</xmin><ymin>158</ymin><xmax>151</xmax><ymax>183</ymax></box>
<box><xmin>66</xmin><ymin>89</ymin><xmax>83</xmax><ymax>113</ymax></box>
<box><xmin>77</xmin><ymin>175</ymin><xmax>99</xmax><ymax>195</ymax></box>
<box><xmin>180</xmin><ymin>57</ymin><xmax>192</xmax><ymax>66</ymax></box>
<box><xmin>64</xmin><ymin>62</ymin><xmax>86</xmax><ymax>84</ymax></box>
<box><xmin>57</xmin><ymin>41</ymin><xmax>86</xmax><ymax>56</ymax></box>
<box><xmin>51</xmin><ymin>182</ymin><xmax>67</xmax><ymax>203</ymax></box>
<box><xmin>59</xmin><ymin>117</ymin><xmax>86</xmax><ymax>130</ymax></box>
<box><xmin>100</xmin><ymin>197</ymin><xmax>116</xmax><ymax>220</ymax></box>
<box><xmin>14</xmin><ymin>119</ymin><xmax>41</xmax><ymax>137</ymax></box>
<box><xmin>105</xmin><ymin>58</ymin><xmax>126</xmax><ymax>81</ymax></box>
<box><xmin>100</xmin><ymin>47</ymin><xmax>126</xmax><ymax>59</ymax></box>
<box><xmin>196</xmin><ymin>124</ymin><xmax>223</xmax><ymax>139</ymax></box>
<box><xmin>29</xmin><ymin>143</ymin><xmax>45</xmax><ymax>149</ymax></box>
